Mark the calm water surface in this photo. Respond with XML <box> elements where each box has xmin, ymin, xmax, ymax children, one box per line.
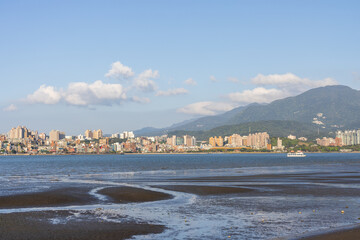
<box><xmin>1</xmin><ymin>153</ymin><xmax>360</xmax><ymax>239</ymax></box>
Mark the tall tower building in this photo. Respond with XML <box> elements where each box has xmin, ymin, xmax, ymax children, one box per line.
<box><xmin>93</xmin><ymin>129</ymin><xmax>103</xmax><ymax>139</ymax></box>
<box><xmin>85</xmin><ymin>130</ymin><xmax>93</xmax><ymax>139</ymax></box>
<box><xmin>49</xmin><ymin>130</ymin><xmax>60</xmax><ymax>142</ymax></box>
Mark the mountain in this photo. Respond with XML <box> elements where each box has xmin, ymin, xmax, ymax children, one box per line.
<box><xmin>171</xmin><ymin>85</ymin><xmax>360</xmax><ymax>131</ymax></box>
<box><xmin>166</xmin><ymin>104</ymin><xmax>251</xmax><ymax>131</ymax></box>
<box><xmin>134</xmin><ymin>105</ymin><xmax>250</xmax><ymax>136</ymax></box>
<box><xmin>134</xmin><ymin>85</ymin><xmax>360</xmax><ymax>137</ymax></box>
<box><xmin>168</xmin><ymin>120</ymin><xmax>328</xmax><ymax>141</ymax></box>
<box><xmin>227</xmin><ymin>85</ymin><xmax>360</xmax><ymax>128</ymax></box>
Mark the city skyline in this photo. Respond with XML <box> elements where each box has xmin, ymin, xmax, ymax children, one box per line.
<box><xmin>1</xmin><ymin>1</ymin><xmax>360</xmax><ymax>135</ymax></box>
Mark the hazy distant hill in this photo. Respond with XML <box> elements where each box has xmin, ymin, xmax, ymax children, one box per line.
<box><xmin>227</xmin><ymin>85</ymin><xmax>360</xmax><ymax>128</ymax></box>
<box><xmin>168</xmin><ymin>120</ymin><xmax>328</xmax><ymax>141</ymax></box>
<box><xmin>171</xmin><ymin>85</ymin><xmax>360</xmax><ymax>131</ymax></box>
<box><xmin>134</xmin><ymin>85</ymin><xmax>360</xmax><ymax>137</ymax></box>
<box><xmin>168</xmin><ymin>105</ymin><xmax>249</xmax><ymax>131</ymax></box>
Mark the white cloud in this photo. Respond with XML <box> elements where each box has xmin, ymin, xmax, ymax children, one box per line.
<box><xmin>228</xmin><ymin>77</ymin><xmax>239</xmax><ymax>83</ymax></box>
<box><xmin>134</xmin><ymin>69</ymin><xmax>159</xmax><ymax>92</ymax></box>
<box><xmin>3</xmin><ymin>104</ymin><xmax>17</xmax><ymax>112</ymax></box>
<box><xmin>64</xmin><ymin>80</ymin><xmax>127</xmax><ymax>106</ymax></box>
<box><xmin>228</xmin><ymin>87</ymin><xmax>286</xmax><ymax>104</ymax></box>
<box><xmin>105</xmin><ymin>61</ymin><xmax>134</xmax><ymax>79</ymax></box>
<box><xmin>210</xmin><ymin>75</ymin><xmax>217</xmax><ymax>82</ymax></box>
<box><xmin>225</xmin><ymin>73</ymin><xmax>338</xmax><ymax>105</ymax></box>
<box><xmin>156</xmin><ymin>88</ymin><xmax>189</xmax><ymax>97</ymax></box>
<box><xmin>184</xmin><ymin>78</ymin><xmax>197</xmax><ymax>86</ymax></box>
<box><xmin>177</xmin><ymin>101</ymin><xmax>234</xmax><ymax>116</ymax></box>
<box><xmin>251</xmin><ymin>73</ymin><xmax>337</xmax><ymax>93</ymax></box>
<box><xmin>27</xmin><ymin>85</ymin><xmax>62</xmax><ymax>104</ymax></box>
<box><xmin>26</xmin><ymin>81</ymin><xmax>127</xmax><ymax>106</ymax></box>
<box><xmin>131</xmin><ymin>96</ymin><xmax>151</xmax><ymax>104</ymax></box>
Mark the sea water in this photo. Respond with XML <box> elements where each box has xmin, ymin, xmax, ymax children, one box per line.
<box><xmin>1</xmin><ymin>153</ymin><xmax>360</xmax><ymax>239</ymax></box>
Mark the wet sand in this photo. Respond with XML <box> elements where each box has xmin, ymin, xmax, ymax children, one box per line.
<box><xmin>0</xmin><ymin>186</ymin><xmax>173</xmax><ymax>209</ymax></box>
<box><xmin>0</xmin><ymin>210</ymin><xmax>165</xmax><ymax>240</ymax></box>
<box><xmin>0</xmin><ymin>187</ymin><xmax>97</xmax><ymax>209</ymax></box>
<box><xmin>98</xmin><ymin>186</ymin><xmax>173</xmax><ymax>203</ymax></box>
<box><xmin>287</xmin><ymin>225</ymin><xmax>360</xmax><ymax>240</ymax></box>
<box><xmin>155</xmin><ymin>185</ymin><xmax>253</xmax><ymax>195</ymax></box>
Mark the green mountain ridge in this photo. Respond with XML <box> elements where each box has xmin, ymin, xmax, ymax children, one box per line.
<box><xmin>135</xmin><ymin>85</ymin><xmax>360</xmax><ymax>137</ymax></box>
<box><xmin>171</xmin><ymin>85</ymin><xmax>360</xmax><ymax>132</ymax></box>
<box><xmin>168</xmin><ymin>120</ymin><xmax>328</xmax><ymax>141</ymax></box>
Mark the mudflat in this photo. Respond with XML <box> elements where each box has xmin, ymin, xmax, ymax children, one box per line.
<box><xmin>98</xmin><ymin>186</ymin><xmax>173</xmax><ymax>203</ymax></box>
<box><xmin>0</xmin><ymin>187</ymin><xmax>96</xmax><ymax>209</ymax></box>
<box><xmin>0</xmin><ymin>210</ymin><xmax>165</xmax><ymax>240</ymax></box>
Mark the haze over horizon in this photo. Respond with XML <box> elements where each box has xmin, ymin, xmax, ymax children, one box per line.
<box><xmin>1</xmin><ymin>0</ymin><xmax>360</xmax><ymax>135</ymax></box>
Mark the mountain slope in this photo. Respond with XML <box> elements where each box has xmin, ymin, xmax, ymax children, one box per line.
<box><xmin>169</xmin><ymin>120</ymin><xmax>327</xmax><ymax>141</ymax></box>
<box><xmin>168</xmin><ymin>104</ymin><xmax>251</xmax><ymax>131</ymax></box>
<box><xmin>227</xmin><ymin>85</ymin><xmax>360</xmax><ymax>128</ymax></box>
<box><xmin>134</xmin><ymin>85</ymin><xmax>360</xmax><ymax>137</ymax></box>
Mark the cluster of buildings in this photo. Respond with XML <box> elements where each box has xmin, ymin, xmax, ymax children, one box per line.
<box><xmin>0</xmin><ymin>126</ymin><xmax>199</xmax><ymax>154</ymax></box>
<box><xmin>316</xmin><ymin>129</ymin><xmax>360</xmax><ymax>147</ymax></box>
<box><xmin>166</xmin><ymin>135</ymin><xmax>196</xmax><ymax>147</ymax></box>
<box><xmin>3</xmin><ymin>125</ymin><xmax>360</xmax><ymax>154</ymax></box>
<box><xmin>208</xmin><ymin>132</ymin><xmax>271</xmax><ymax>150</ymax></box>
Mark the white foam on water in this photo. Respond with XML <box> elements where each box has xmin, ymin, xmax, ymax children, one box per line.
<box><xmin>88</xmin><ymin>187</ymin><xmax>108</xmax><ymax>201</ymax></box>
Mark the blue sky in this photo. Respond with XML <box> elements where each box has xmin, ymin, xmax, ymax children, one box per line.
<box><xmin>1</xmin><ymin>0</ymin><xmax>359</xmax><ymax>135</ymax></box>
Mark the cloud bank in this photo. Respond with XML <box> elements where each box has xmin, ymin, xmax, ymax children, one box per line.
<box><xmin>156</xmin><ymin>88</ymin><xmax>188</xmax><ymax>97</ymax></box>
<box><xmin>26</xmin><ymin>81</ymin><xmax>127</xmax><ymax>106</ymax></box>
<box><xmin>227</xmin><ymin>73</ymin><xmax>337</xmax><ymax>105</ymax></box>
<box><xmin>134</xmin><ymin>69</ymin><xmax>159</xmax><ymax>92</ymax></box>
<box><xmin>184</xmin><ymin>78</ymin><xmax>197</xmax><ymax>86</ymax></box>
<box><xmin>179</xmin><ymin>73</ymin><xmax>337</xmax><ymax>116</ymax></box>
<box><xmin>3</xmin><ymin>104</ymin><xmax>17</xmax><ymax>112</ymax></box>
<box><xmin>105</xmin><ymin>61</ymin><xmax>134</xmax><ymax>79</ymax></box>
<box><xmin>177</xmin><ymin>101</ymin><xmax>234</xmax><ymax>116</ymax></box>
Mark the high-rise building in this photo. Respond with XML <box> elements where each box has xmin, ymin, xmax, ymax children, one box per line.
<box><xmin>336</xmin><ymin>129</ymin><xmax>360</xmax><ymax>146</ymax></box>
<box><xmin>184</xmin><ymin>135</ymin><xmax>195</xmax><ymax>146</ymax></box>
<box><xmin>277</xmin><ymin>137</ymin><xmax>283</xmax><ymax>148</ymax></box>
<box><xmin>85</xmin><ymin>130</ymin><xmax>93</xmax><ymax>139</ymax></box>
<box><xmin>49</xmin><ymin>130</ymin><xmax>65</xmax><ymax>142</ymax></box>
<box><xmin>93</xmin><ymin>129</ymin><xmax>103</xmax><ymax>139</ymax></box>
<box><xmin>49</xmin><ymin>130</ymin><xmax>60</xmax><ymax>142</ymax></box>
<box><xmin>209</xmin><ymin>136</ymin><xmax>223</xmax><ymax>147</ymax></box>
<box><xmin>8</xmin><ymin>126</ymin><xmax>33</xmax><ymax>140</ymax></box>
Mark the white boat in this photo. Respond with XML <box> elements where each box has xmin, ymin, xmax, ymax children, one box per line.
<box><xmin>287</xmin><ymin>151</ymin><xmax>306</xmax><ymax>157</ymax></box>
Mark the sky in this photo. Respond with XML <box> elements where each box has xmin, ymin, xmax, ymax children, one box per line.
<box><xmin>1</xmin><ymin>0</ymin><xmax>360</xmax><ymax>135</ymax></box>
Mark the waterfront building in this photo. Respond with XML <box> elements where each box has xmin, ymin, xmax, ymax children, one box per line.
<box><xmin>288</xmin><ymin>135</ymin><xmax>296</xmax><ymax>140</ymax></box>
<box><xmin>93</xmin><ymin>129</ymin><xmax>103</xmax><ymax>139</ymax></box>
<box><xmin>176</xmin><ymin>136</ymin><xmax>184</xmax><ymax>146</ymax></box>
<box><xmin>99</xmin><ymin>137</ymin><xmax>109</xmax><ymax>146</ymax></box>
<box><xmin>120</xmin><ymin>131</ymin><xmax>135</xmax><ymax>139</ymax></box>
<box><xmin>336</xmin><ymin>129</ymin><xmax>360</xmax><ymax>146</ymax></box>
<box><xmin>184</xmin><ymin>135</ymin><xmax>196</xmax><ymax>146</ymax></box>
<box><xmin>49</xmin><ymin>130</ymin><xmax>65</xmax><ymax>142</ymax></box>
<box><xmin>316</xmin><ymin>137</ymin><xmax>336</xmax><ymax>146</ymax></box>
<box><xmin>85</xmin><ymin>130</ymin><xmax>93</xmax><ymax>139</ymax></box>
<box><xmin>111</xmin><ymin>133</ymin><xmax>120</xmax><ymax>138</ymax></box>
<box><xmin>247</xmin><ymin>132</ymin><xmax>270</xmax><ymax>149</ymax></box>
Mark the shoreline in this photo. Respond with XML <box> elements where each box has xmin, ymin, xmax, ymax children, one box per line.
<box><xmin>1</xmin><ymin>151</ymin><xmax>360</xmax><ymax>157</ymax></box>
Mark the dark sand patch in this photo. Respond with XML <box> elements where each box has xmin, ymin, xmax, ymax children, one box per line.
<box><xmin>0</xmin><ymin>187</ymin><xmax>96</xmax><ymax>209</ymax></box>
<box><xmin>155</xmin><ymin>185</ymin><xmax>253</xmax><ymax>195</ymax></box>
<box><xmin>243</xmin><ymin>184</ymin><xmax>360</xmax><ymax>197</ymax></box>
<box><xmin>292</xmin><ymin>225</ymin><xmax>360</xmax><ymax>240</ymax></box>
<box><xmin>0</xmin><ymin>210</ymin><xmax>165</xmax><ymax>240</ymax></box>
<box><xmin>98</xmin><ymin>186</ymin><xmax>173</xmax><ymax>203</ymax></box>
